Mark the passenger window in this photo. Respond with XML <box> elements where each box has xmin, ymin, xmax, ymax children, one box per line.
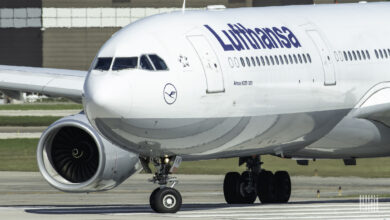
<box><xmin>379</xmin><ymin>50</ymin><xmax>384</xmax><ymax>59</ymax></box>
<box><xmin>261</xmin><ymin>56</ymin><xmax>265</xmax><ymax>66</ymax></box>
<box><xmin>246</xmin><ymin>57</ymin><xmax>251</xmax><ymax>67</ymax></box>
<box><xmin>289</xmin><ymin>55</ymin><xmax>293</xmax><ymax>64</ymax></box>
<box><xmin>302</xmin><ymin>54</ymin><xmax>307</xmax><ymax>63</ymax></box>
<box><xmin>366</xmin><ymin>50</ymin><xmax>370</xmax><ymax>60</ymax></box>
<box><xmin>356</xmin><ymin>51</ymin><xmax>361</xmax><ymax>60</ymax></box>
<box><xmin>265</xmin><ymin>56</ymin><xmax>270</xmax><ymax>66</ymax></box>
<box><xmin>298</xmin><ymin>54</ymin><xmax>302</xmax><ymax>63</ymax></box>
<box><xmin>240</xmin><ymin>57</ymin><xmax>245</xmax><ymax>67</ymax></box>
<box><xmin>251</xmin><ymin>57</ymin><xmax>256</xmax><ymax>66</ymax></box>
<box><xmin>384</xmin><ymin>49</ymin><xmax>388</xmax><ymax>58</ymax></box>
<box><xmin>274</xmin><ymin>55</ymin><xmax>279</xmax><ymax>65</ymax></box>
<box><xmin>361</xmin><ymin>50</ymin><xmax>366</xmax><ymax>60</ymax></box>
<box><xmin>270</xmin><ymin>56</ymin><xmax>275</xmax><ymax>65</ymax></box>
<box><xmin>344</xmin><ymin>51</ymin><xmax>348</xmax><ymax>61</ymax></box>
<box><xmin>234</xmin><ymin>57</ymin><xmax>240</xmax><ymax>68</ymax></box>
<box><xmin>112</xmin><ymin>57</ymin><xmax>138</xmax><ymax>71</ymax></box>
<box><xmin>352</xmin><ymin>51</ymin><xmax>357</xmax><ymax>60</ymax></box>
<box><xmin>334</xmin><ymin>52</ymin><xmax>339</xmax><ymax>61</ymax></box>
<box><xmin>375</xmin><ymin>50</ymin><xmax>379</xmax><ymax>59</ymax></box>
<box><xmin>256</xmin><ymin>57</ymin><xmax>260</xmax><ymax>66</ymax></box>
<box><xmin>94</xmin><ymin>57</ymin><xmax>113</xmax><ymax>71</ymax></box>
<box><xmin>339</xmin><ymin>51</ymin><xmax>344</xmax><ymax>62</ymax></box>
<box><xmin>228</xmin><ymin>58</ymin><xmax>234</xmax><ymax>68</ymax></box>
<box><xmin>307</xmin><ymin>54</ymin><xmax>312</xmax><ymax>63</ymax></box>
<box><xmin>348</xmin><ymin>51</ymin><xmax>352</xmax><ymax>61</ymax></box>
<box><xmin>284</xmin><ymin>55</ymin><xmax>289</xmax><ymax>64</ymax></box>
<box><xmin>140</xmin><ymin>55</ymin><xmax>154</xmax><ymax>70</ymax></box>
<box><xmin>293</xmin><ymin>54</ymin><xmax>298</xmax><ymax>64</ymax></box>
<box><xmin>149</xmin><ymin>55</ymin><xmax>168</xmax><ymax>70</ymax></box>
<box><xmin>279</xmin><ymin>55</ymin><xmax>284</xmax><ymax>65</ymax></box>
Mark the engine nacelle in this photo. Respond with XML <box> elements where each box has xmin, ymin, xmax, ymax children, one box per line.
<box><xmin>37</xmin><ymin>112</ymin><xmax>141</xmax><ymax>192</ymax></box>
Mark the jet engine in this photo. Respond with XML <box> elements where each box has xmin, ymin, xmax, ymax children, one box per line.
<box><xmin>37</xmin><ymin>112</ymin><xmax>141</xmax><ymax>192</ymax></box>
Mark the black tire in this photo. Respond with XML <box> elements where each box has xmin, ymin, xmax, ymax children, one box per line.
<box><xmin>257</xmin><ymin>171</ymin><xmax>275</xmax><ymax>203</ymax></box>
<box><xmin>149</xmin><ymin>188</ymin><xmax>161</xmax><ymax>212</ymax></box>
<box><xmin>239</xmin><ymin>171</ymin><xmax>257</xmax><ymax>204</ymax></box>
<box><xmin>149</xmin><ymin>187</ymin><xmax>182</xmax><ymax>213</ymax></box>
<box><xmin>274</xmin><ymin>171</ymin><xmax>291</xmax><ymax>203</ymax></box>
<box><xmin>223</xmin><ymin>172</ymin><xmax>241</xmax><ymax>204</ymax></box>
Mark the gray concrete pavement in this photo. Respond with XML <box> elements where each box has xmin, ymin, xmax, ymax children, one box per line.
<box><xmin>0</xmin><ymin>126</ymin><xmax>45</xmax><ymax>139</ymax></box>
<box><xmin>0</xmin><ymin>132</ymin><xmax>42</xmax><ymax>139</ymax></box>
<box><xmin>0</xmin><ymin>126</ymin><xmax>46</xmax><ymax>133</ymax></box>
<box><xmin>0</xmin><ymin>110</ymin><xmax>80</xmax><ymax>116</ymax></box>
<box><xmin>0</xmin><ymin>172</ymin><xmax>390</xmax><ymax>219</ymax></box>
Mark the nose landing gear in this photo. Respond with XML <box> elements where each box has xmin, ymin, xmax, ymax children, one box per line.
<box><xmin>148</xmin><ymin>156</ymin><xmax>182</xmax><ymax>213</ymax></box>
<box><xmin>144</xmin><ymin>155</ymin><xmax>290</xmax><ymax>213</ymax></box>
<box><xmin>150</xmin><ymin>187</ymin><xmax>182</xmax><ymax>213</ymax></box>
<box><xmin>223</xmin><ymin>156</ymin><xmax>291</xmax><ymax>204</ymax></box>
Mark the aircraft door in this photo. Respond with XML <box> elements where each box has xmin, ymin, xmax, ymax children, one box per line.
<box><xmin>306</xmin><ymin>30</ymin><xmax>336</xmax><ymax>86</ymax></box>
<box><xmin>187</xmin><ymin>35</ymin><xmax>225</xmax><ymax>93</ymax></box>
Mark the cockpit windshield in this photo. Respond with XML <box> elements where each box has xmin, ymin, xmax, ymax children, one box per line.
<box><xmin>148</xmin><ymin>54</ymin><xmax>168</xmax><ymax>70</ymax></box>
<box><xmin>112</xmin><ymin>57</ymin><xmax>138</xmax><ymax>71</ymax></box>
<box><xmin>94</xmin><ymin>57</ymin><xmax>112</xmax><ymax>71</ymax></box>
<box><xmin>140</xmin><ymin>55</ymin><xmax>154</xmax><ymax>70</ymax></box>
<box><xmin>140</xmin><ymin>54</ymin><xmax>169</xmax><ymax>71</ymax></box>
<box><xmin>93</xmin><ymin>54</ymin><xmax>168</xmax><ymax>71</ymax></box>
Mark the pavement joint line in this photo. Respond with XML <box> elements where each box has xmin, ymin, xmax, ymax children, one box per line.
<box><xmin>177</xmin><ymin>208</ymin><xmax>389</xmax><ymax>214</ymax></box>
<box><xmin>236</xmin><ymin>216</ymin><xmax>390</xmax><ymax>220</ymax></box>
<box><xmin>174</xmin><ymin>210</ymin><xmax>390</xmax><ymax>217</ymax></box>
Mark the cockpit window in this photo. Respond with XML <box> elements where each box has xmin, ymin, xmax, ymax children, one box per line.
<box><xmin>94</xmin><ymin>57</ymin><xmax>112</xmax><ymax>71</ymax></box>
<box><xmin>140</xmin><ymin>55</ymin><xmax>154</xmax><ymax>70</ymax></box>
<box><xmin>149</xmin><ymin>54</ymin><xmax>168</xmax><ymax>70</ymax></box>
<box><xmin>112</xmin><ymin>57</ymin><xmax>138</xmax><ymax>71</ymax></box>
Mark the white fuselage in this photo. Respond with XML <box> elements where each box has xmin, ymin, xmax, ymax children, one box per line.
<box><xmin>83</xmin><ymin>3</ymin><xmax>390</xmax><ymax>160</ymax></box>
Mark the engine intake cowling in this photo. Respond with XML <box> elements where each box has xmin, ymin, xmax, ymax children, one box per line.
<box><xmin>37</xmin><ymin>112</ymin><xmax>141</xmax><ymax>192</ymax></box>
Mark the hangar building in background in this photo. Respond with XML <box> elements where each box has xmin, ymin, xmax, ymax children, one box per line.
<box><xmin>0</xmin><ymin>0</ymin><xmax>382</xmax><ymax>70</ymax></box>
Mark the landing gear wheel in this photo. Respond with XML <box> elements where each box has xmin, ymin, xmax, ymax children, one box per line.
<box><xmin>239</xmin><ymin>171</ymin><xmax>257</xmax><ymax>204</ymax></box>
<box><xmin>150</xmin><ymin>187</ymin><xmax>182</xmax><ymax>213</ymax></box>
<box><xmin>223</xmin><ymin>172</ymin><xmax>241</xmax><ymax>204</ymax></box>
<box><xmin>257</xmin><ymin>171</ymin><xmax>275</xmax><ymax>203</ymax></box>
<box><xmin>274</xmin><ymin>171</ymin><xmax>291</xmax><ymax>203</ymax></box>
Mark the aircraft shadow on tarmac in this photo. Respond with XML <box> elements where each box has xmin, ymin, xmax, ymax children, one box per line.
<box><xmin>24</xmin><ymin>198</ymin><xmax>390</xmax><ymax>215</ymax></box>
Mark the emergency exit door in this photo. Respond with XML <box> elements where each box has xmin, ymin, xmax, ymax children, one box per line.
<box><xmin>187</xmin><ymin>35</ymin><xmax>225</xmax><ymax>93</ymax></box>
<box><xmin>307</xmin><ymin>30</ymin><xmax>336</xmax><ymax>86</ymax></box>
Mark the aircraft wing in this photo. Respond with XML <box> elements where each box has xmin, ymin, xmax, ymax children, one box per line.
<box><xmin>0</xmin><ymin>65</ymin><xmax>87</xmax><ymax>103</ymax></box>
<box><xmin>353</xmin><ymin>103</ymin><xmax>390</xmax><ymax>126</ymax></box>
<box><xmin>352</xmin><ymin>86</ymin><xmax>390</xmax><ymax>127</ymax></box>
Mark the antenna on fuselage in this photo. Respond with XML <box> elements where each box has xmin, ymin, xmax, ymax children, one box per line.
<box><xmin>182</xmin><ymin>0</ymin><xmax>186</xmax><ymax>13</ymax></box>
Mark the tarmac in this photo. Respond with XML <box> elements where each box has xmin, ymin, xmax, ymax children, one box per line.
<box><xmin>0</xmin><ymin>172</ymin><xmax>389</xmax><ymax>219</ymax></box>
<box><xmin>0</xmin><ymin>109</ymin><xmax>390</xmax><ymax>219</ymax></box>
<box><xmin>0</xmin><ymin>109</ymin><xmax>80</xmax><ymax>117</ymax></box>
<box><xmin>0</xmin><ymin>126</ymin><xmax>44</xmax><ymax>139</ymax></box>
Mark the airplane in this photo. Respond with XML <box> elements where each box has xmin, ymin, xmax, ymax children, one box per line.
<box><xmin>0</xmin><ymin>1</ymin><xmax>390</xmax><ymax>213</ymax></box>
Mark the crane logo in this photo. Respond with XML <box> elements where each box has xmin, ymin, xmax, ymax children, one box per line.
<box><xmin>164</xmin><ymin>83</ymin><xmax>177</xmax><ymax>105</ymax></box>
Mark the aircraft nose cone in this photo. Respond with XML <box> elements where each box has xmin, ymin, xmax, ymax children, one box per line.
<box><xmin>83</xmin><ymin>71</ymin><xmax>131</xmax><ymax>120</ymax></box>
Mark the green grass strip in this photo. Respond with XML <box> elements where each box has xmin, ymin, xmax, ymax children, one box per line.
<box><xmin>0</xmin><ymin>139</ymin><xmax>39</xmax><ymax>172</ymax></box>
<box><xmin>0</xmin><ymin>104</ymin><xmax>82</xmax><ymax>110</ymax></box>
<box><xmin>1</xmin><ymin>138</ymin><xmax>390</xmax><ymax>177</ymax></box>
<box><xmin>0</xmin><ymin>116</ymin><xmax>61</xmax><ymax>126</ymax></box>
<box><xmin>176</xmin><ymin>157</ymin><xmax>390</xmax><ymax>177</ymax></box>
